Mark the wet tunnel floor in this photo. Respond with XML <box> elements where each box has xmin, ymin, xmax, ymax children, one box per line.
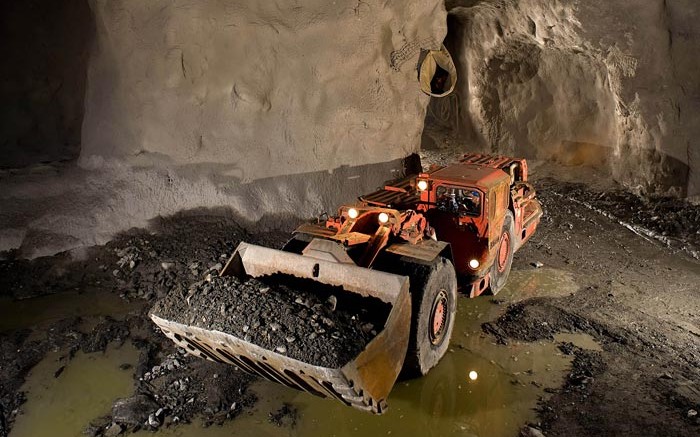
<box><xmin>3</xmin><ymin>170</ymin><xmax>699</xmax><ymax>436</ymax></box>
<box><xmin>9</xmin><ymin>345</ymin><xmax>139</xmax><ymax>437</ymax></box>
<box><xmin>3</xmin><ymin>267</ymin><xmax>600</xmax><ymax>437</ymax></box>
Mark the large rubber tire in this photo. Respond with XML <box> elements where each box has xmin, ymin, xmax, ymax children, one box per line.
<box><xmin>402</xmin><ymin>257</ymin><xmax>458</xmax><ymax>378</ymax></box>
<box><xmin>488</xmin><ymin>210</ymin><xmax>515</xmax><ymax>295</ymax></box>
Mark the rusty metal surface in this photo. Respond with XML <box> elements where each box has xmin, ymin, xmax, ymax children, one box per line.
<box><xmin>302</xmin><ymin>238</ymin><xmax>355</xmax><ymax>264</ymax></box>
<box><xmin>429</xmin><ymin>164</ymin><xmax>510</xmax><ymax>191</ymax></box>
<box><xmin>359</xmin><ymin>225</ymin><xmax>391</xmax><ymax>267</ymax></box>
<box><xmin>156</xmin><ymin>242</ymin><xmax>411</xmax><ymax>414</ymax></box>
<box><xmin>361</xmin><ymin>178</ymin><xmax>418</xmax><ymax>208</ymax></box>
<box><xmin>458</xmin><ymin>153</ymin><xmax>516</xmax><ymax>168</ymax></box>
<box><xmin>385</xmin><ymin>239</ymin><xmax>449</xmax><ymax>262</ymax></box>
<box><xmin>294</xmin><ymin>222</ymin><xmax>337</xmax><ymax>238</ymax></box>
<box><xmin>325</xmin><ymin>232</ymin><xmax>371</xmax><ymax>246</ymax></box>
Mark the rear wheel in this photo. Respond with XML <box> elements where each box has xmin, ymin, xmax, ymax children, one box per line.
<box><xmin>489</xmin><ymin>211</ymin><xmax>514</xmax><ymax>295</ymax></box>
<box><xmin>402</xmin><ymin>257</ymin><xmax>458</xmax><ymax>378</ymax></box>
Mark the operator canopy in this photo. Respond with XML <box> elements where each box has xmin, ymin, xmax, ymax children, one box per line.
<box><xmin>436</xmin><ymin>186</ymin><xmax>481</xmax><ymax>217</ymax></box>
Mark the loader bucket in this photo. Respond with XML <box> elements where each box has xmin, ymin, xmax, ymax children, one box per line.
<box><xmin>150</xmin><ymin>242</ymin><xmax>411</xmax><ymax>414</ymax></box>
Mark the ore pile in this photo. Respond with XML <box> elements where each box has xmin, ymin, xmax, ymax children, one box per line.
<box><xmin>540</xmin><ymin>179</ymin><xmax>700</xmax><ymax>260</ymax></box>
<box><xmin>152</xmin><ymin>275</ymin><xmax>390</xmax><ymax>367</ymax></box>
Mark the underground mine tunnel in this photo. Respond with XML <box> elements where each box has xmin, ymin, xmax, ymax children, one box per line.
<box><xmin>1</xmin><ymin>1</ymin><xmax>699</xmax><ymax>436</ymax></box>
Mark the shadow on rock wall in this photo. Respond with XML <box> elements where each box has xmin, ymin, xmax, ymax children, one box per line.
<box><xmin>0</xmin><ymin>155</ymin><xmax>421</xmax><ymax>258</ymax></box>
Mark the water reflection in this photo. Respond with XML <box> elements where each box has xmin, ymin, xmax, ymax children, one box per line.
<box><xmin>9</xmin><ymin>343</ymin><xmax>138</xmax><ymax>437</ymax></box>
<box><xmin>0</xmin><ymin>289</ymin><xmax>142</xmax><ymax>332</ymax></box>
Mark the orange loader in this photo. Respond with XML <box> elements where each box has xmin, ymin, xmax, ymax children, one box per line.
<box><xmin>151</xmin><ymin>153</ymin><xmax>543</xmax><ymax>413</ymax></box>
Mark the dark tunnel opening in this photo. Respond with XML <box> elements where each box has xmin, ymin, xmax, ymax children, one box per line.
<box><xmin>420</xmin><ymin>10</ymin><xmax>476</xmax><ymax>153</ymax></box>
<box><xmin>0</xmin><ymin>0</ymin><xmax>95</xmax><ymax>169</ymax></box>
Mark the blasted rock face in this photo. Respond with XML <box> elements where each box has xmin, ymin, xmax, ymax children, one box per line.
<box><xmin>81</xmin><ymin>0</ymin><xmax>447</xmax><ymax>182</ymax></box>
<box><xmin>443</xmin><ymin>0</ymin><xmax>618</xmax><ymax>167</ymax></box>
<box><xmin>434</xmin><ymin>0</ymin><xmax>700</xmax><ymax>198</ymax></box>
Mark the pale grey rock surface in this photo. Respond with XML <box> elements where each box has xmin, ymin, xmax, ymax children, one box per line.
<box><xmin>82</xmin><ymin>0</ymin><xmax>447</xmax><ymax>182</ymax></box>
<box><xmin>3</xmin><ymin>0</ymin><xmax>700</xmax><ymax>258</ymax></box>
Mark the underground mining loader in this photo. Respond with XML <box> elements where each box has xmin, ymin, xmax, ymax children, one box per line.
<box><xmin>150</xmin><ymin>153</ymin><xmax>542</xmax><ymax>413</ymax></box>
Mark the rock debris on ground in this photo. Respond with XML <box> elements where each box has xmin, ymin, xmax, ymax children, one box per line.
<box><xmin>2</xmin><ymin>173</ymin><xmax>700</xmax><ymax>436</ymax></box>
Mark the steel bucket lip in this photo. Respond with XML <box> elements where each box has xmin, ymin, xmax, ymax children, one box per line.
<box><xmin>221</xmin><ymin>242</ymin><xmax>408</xmax><ymax>304</ymax></box>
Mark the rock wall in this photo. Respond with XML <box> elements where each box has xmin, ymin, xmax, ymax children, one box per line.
<box><xmin>1</xmin><ymin>0</ymin><xmax>447</xmax><ymax>257</ymax></box>
<box><xmin>427</xmin><ymin>0</ymin><xmax>700</xmax><ymax>197</ymax></box>
<box><xmin>0</xmin><ymin>0</ymin><xmax>93</xmax><ymax>168</ymax></box>
<box><xmin>82</xmin><ymin>0</ymin><xmax>447</xmax><ymax>182</ymax></box>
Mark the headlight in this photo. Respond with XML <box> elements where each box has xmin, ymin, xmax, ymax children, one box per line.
<box><xmin>417</xmin><ymin>180</ymin><xmax>429</xmax><ymax>191</ymax></box>
<box><xmin>378</xmin><ymin>212</ymin><xmax>389</xmax><ymax>224</ymax></box>
<box><xmin>348</xmin><ymin>208</ymin><xmax>359</xmax><ymax>219</ymax></box>
<box><xmin>469</xmin><ymin>259</ymin><xmax>480</xmax><ymax>269</ymax></box>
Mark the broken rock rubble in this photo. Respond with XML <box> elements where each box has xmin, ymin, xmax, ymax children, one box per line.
<box><xmin>152</xmin><ymin>275</ymin><xmax>390</xmax><ymax>367</ymax></box>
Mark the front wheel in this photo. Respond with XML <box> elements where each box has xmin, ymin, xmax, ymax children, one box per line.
<box><xmin>488</xmin><ymin>211</ymin><xmax>515</xmax><ymax>295</ymax></box>
<box><xmin>402</xmin><ymin>257</ymin><xmax>458</xmax><ymax>378</ymax></box>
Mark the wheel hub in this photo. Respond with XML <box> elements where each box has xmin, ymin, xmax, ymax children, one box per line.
<box><xmin>429</xmin><ymin>289</ymin><xmax>449</xmax><ymax>345</ymax></box>
<box><xmin>498</xmin><ymin>231</ymin><xmax>510</xmax><ymax>273</ymax></box>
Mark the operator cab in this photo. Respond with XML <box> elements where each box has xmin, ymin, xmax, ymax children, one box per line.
<box><xmin>418</xmin><ymin>161</ymin><xmax>513</xmax><ymax>280</ymax></box>
<box><xmin>435</xmin><ymin>186</ymin><xmax>482</xmax><ymax>218</ymax></box>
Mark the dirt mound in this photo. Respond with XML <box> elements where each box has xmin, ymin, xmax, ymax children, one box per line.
<box><xmin>539</xmin><ymin>178</ymin><xmax>700</xmax><ymax>259</ymax></box>
<box><xmin>152</xmin><ymin>274</ymin><xmax>391</xmax><ymax>368</ymax></box>
<box><xmin>482</xmin><ymin>298</ymin><xmax>630</xmax><ymax>347</ymax></box>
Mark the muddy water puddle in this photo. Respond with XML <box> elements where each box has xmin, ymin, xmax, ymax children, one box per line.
<box><xmin>9</xmin><ymin>266</ymin><xmax>592</xmax><ymax>437</ymax></box>
<box><xmin>9</xmin><ymin>343</ymin><xmax>139</xmax><ymax>437</ymax></box>
<box><xmin>553</xmin><ymin>333</ymin><xmax>603</xmax><ymax>352</ymax></box>
<box><xmin>0</xmin><ymin>289</ymin><xmax>143</xmax><ymax>332</ymax></box>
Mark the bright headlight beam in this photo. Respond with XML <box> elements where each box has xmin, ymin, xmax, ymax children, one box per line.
<box><xmin>469</xmin><ymin>370</ymin><xmax>478</xmax><ymax>381</ymax></box>
<box><xmin>348</xmin><ymin>208</ymin><xmax>359</xmax><ymax>219</ymax></box>
<box><xmin>417</xmin><ymin>180</ymin><xmax>429</xmax><ymax>191</ymax></box>
<box><xmin>469</xmin><ymin>259</ymin><xmax>480</xmax><ymax>269</ymax></box>
<box><xmin>378</xmin><ymin>212</ymin><xmax>389</xmax><ymax>224</ymax></box>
